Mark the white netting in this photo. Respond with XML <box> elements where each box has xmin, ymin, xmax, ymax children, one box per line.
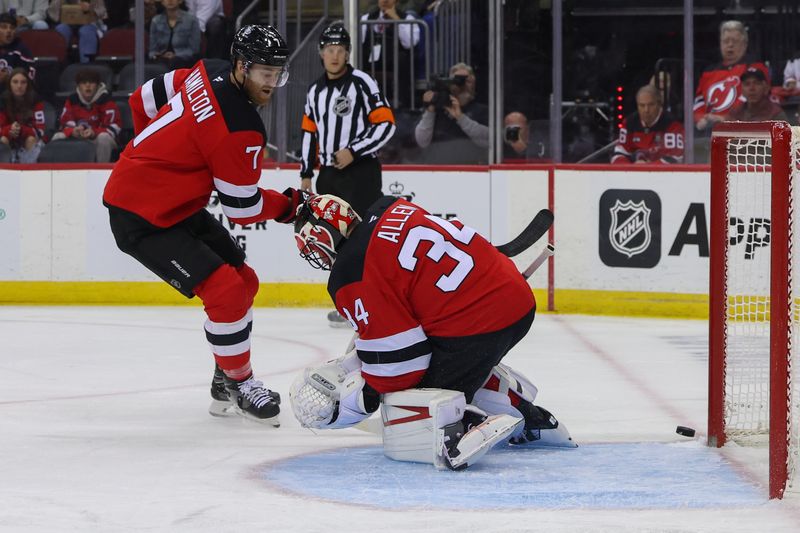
<box><xmin>789</xmin><ymin>127</ymin><xmax>800</xmax><ymax>491</ymax></box>
<box><xmin>722</xmin><ymin>129</ymin><xmax>800</xmax><ymax>493</ymax></box>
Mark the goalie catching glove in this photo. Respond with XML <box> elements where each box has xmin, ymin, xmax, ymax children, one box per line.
<box><xmin>289</xmin><ymin>351</ymin><xmax>380</xmax><ymax>429</ymax></box>
<box><xmin>275</xmin><ymin>188</ymin><xmax>312</xmax><ymax>224</ymax></box>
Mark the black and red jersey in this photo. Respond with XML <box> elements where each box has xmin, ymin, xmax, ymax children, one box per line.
<box><xmin>0</xmin><ymin>100</ymin><xmax>45</xmax><ymax>144</ymax></box>
<box><xmin>693</xmin><ymin>59</ymin><xmax>769</xmax><ymax>121</ymax></box>
<box><xmin>611</xmin><ymin>111</ymin><xmax>684</xmax><ymax>164</ymax></box>
<box><xmin>328</xmin><ymin>196</ymin><xmax>536</xmax><ymax>394</ymax></box>
<box><xmin>58</xmin><ymin>87</ymin><xmax>121</xmax><ymax>141</ymax></box>
<box><xmin>103</xmin><ymin>59</ymin><xmax>290</xmax><ymax>228</ymax></box>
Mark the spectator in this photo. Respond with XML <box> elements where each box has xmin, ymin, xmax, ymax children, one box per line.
<box><xmin>47</xmin><ymin>0</ymin><xmax>108</xmax><ymax>64</ymax></box>
<box><xmin>185</xmin><ymin>0</ymin><xmax>226</xmax><ymax>59</ymax></box>
<box><xmin>502</xmin><ymin>111</ymin><xmax>544</xmax><ymax>162</ymax></box>
<box><xmin>0</xmin><ymin>12</ymin><xmax>33</xmax><ymax>86</ymax></box>
<box><xmin>726</xmin><ymin>67</ymin><xmax>788</xmax><ymax>123</ymax></box>
<box><xmin>0</xmin><ymin>1</ymin><xmax>48</xmax><ymax>31</ymax></box>
<box><xmin>694</xmin><ymin>20</ymin><xmax>769</xmax><ymax>132</ymax></box>
<box><xmin>611</xmin><ymin>85</ymin><xmax>684</xmax><ymax>164</ymax></box>
<box><xmin>149</xmin><ymin>0</ymin><xmax>201</xmax><ymax>69</ymax></box>
<box><xmin>0</xmin><ymin>67</ymin><xmax>44</xmax><ymax>162</ymax></box>
<box><xmin>414</xmin><ymin>62</ymin><xmax>488</xmax><ymax>164</ymax></box>
<box><xmin>783</xmin><ymin>56</ymin><xmax>800</xmax><ymax>94</ymax></box>
<box><xmin>52</xmin><ymin>67</ymin><xmax>120</xmax><ymax>162</ymax></box>
<box><xmin>361</xmin><ymin>0</ymin><xmax>420</xmax><ymax>108</ymax></box>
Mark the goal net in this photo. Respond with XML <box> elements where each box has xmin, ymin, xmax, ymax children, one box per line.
<box><xmin>708</xmin><ymin>121</ymin><xmax>800</xmax><ymax>499</ymax></box>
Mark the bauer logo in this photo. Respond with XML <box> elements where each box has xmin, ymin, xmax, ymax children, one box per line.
<box><xmin>599</xmin><ymin>189</ymin><xmax>661</xmax><ymax>268</ymax></box>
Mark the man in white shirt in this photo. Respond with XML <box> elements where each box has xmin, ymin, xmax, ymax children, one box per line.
<box><xmin>185</xmin><ymin>0</ymin><xmax>226</xmax><ymax>58</ymax></box>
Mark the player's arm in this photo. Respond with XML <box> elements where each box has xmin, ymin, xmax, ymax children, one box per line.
<box><xmin>208</xmin><ymin>130</ymin><xmax>302</xmax><ymax>226</ymax></box>
<box><xmin>129</xmin><ymin>67</ymin><xmax>191</xmax><ymax>134</ymax></box>
<box><xmin>31</xmin><ymin>101</ymin><xmax>46</xmax><ymax>140</ymax></box>
<box><xmin>335</xmin><ymin>285</ymin><xmax>432</xmax><ymax>394</ymax></box>
<box><xmin>659</xmin><ymin>121</ymin><xmax>685</xmax><ymax>164</ymax></box>
<box><xmin>94</xmin><ymin>99</ymin><xmax>122</xmax><ymax>141</ymax></box>
<box><xmin>693</xmin><ymin>71</ymin><xmax>710</xmax><ymax>124</ymax></box>
<box><xmin>348</xmin><ymin>75</ymin><xmax>396</xmax><ymax>158</ymax></box>
<box><xmin>58</xmin><ymin>100</ymin><xmax>77</xmax><ymax>138</ymax></box>
<box><xmin>610</xmin><ymin>118</ymin><xmax>633</xmax><ymax>164</ymax></box>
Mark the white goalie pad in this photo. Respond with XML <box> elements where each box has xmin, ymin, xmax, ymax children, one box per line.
<box><xmin>289</xmin><ymin>351</ymin><xmax>372</xmax><ymax>429</ymax></box>
<box><xmin>473</xmin><ymin>364</ymin><xmax>576</xmax><ymax>448</ymax></box>
<box><xmin>381</xmin><ymin>388</ymin><xmax>523</xmax><ymax>470</ymax></box>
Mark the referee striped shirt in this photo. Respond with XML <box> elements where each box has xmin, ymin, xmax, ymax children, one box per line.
<box><xmin>300</xmin><ymin>65</ymin><xmax>396</xmax><ymax>178</ymax></box>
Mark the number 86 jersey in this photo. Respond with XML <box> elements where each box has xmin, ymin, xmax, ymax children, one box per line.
<box><xmin>104</xmin><ymin>60</ymin><xmax>289</xmax><ymax>228</ymax></box>
<box><xmin>328</xmin><ymin>197</ymin><xmax>536</xmax><ymax>394</ymax></box>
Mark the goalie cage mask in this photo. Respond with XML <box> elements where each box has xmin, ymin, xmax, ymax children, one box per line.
<box><xmin>294</xmin><ymin>194</ymin><xmax>361</xmax><ymax>270</ymax></box>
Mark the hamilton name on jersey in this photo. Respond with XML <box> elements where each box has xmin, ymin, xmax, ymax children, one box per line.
<box><xmin>185</xmin><ymin>68</ymin><xmax>216</xmax><ymax>123</ymax></box>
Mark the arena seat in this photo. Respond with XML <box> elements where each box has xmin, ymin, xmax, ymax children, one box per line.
<box><xmin>56</xmin><ymin>63</ymin><xmax>114</xmax><ymax>97</ymax></box>
<box><xmin>115</xmin><ymin>63</ymin><xmax>169</xmax><ymax>96</ymax></box>
<box><xmin>38</xmin><ymin>139</ymin><xmax>96</xmax><ymax>163</ymax></box>
<box><xmin>18</xmin><ymin>29</ymin><xmax>68</xmax><ymax>63</ymax></box>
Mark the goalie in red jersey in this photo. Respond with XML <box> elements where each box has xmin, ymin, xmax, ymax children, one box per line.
<box><xmin>289</xmin><ymin>194</ymin><xmax>576</xmax><ymax>471</ymax></box>
<box><xmin>103</xmin><ymin>25</ymin><xmax>310</xmax><ymax>425</ymax></box>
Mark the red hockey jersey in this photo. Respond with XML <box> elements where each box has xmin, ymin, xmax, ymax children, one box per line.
<box><xmin>693</xmin><ymin>59</ymin><xmax>769</xmax><ymax>122</ymax></box>
<box><xmin>104</xmin><ymin>59</ymin><xmax>290</xmax><ymax>228</ymax></box>
<box><xmin>0</xmin><ymin>100</ymin><xmax>45</xmax><ymax>144</ymax></box>
<box><xmin>58</xmin><ymin>87</ymin><xmax>121</xmax><ymax>141</ymax></box>
<box><xmin>328</xmin><ymin>197</ymin><xmax>536</xmax><ymax>393</ymax></box>
<box><xmin>611</xmin><ymin>111</ymin><xmax>684</xmax><ymax>164</ymax></box>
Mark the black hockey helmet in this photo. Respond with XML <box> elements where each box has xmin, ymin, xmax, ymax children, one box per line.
<box><xmin>231</xmin><ymin>25</ymin><xmax>290</xmax><ymax>85</ymax></box>
<box><xmin>319</xmin><ymin>22</ymin><xmax>351</xmax><ymax>52</ymax></box>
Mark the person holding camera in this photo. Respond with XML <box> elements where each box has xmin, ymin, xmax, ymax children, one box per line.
<box><xmin>611</xmin><ymin>84</ymin><xmax>684</xmax><ymax>165</ymax></box>
<box><xmin>299</xmin><ymin>22</ymin><xmax>396</xmax><ymax>328</ymax></box>
<box><xmin>502</xmin><ymin>111</ymin><xmax>545</xmax><ymax>162</ymax></box>
<box><xmin>414</xmin><ymin>62</ymin><xmax>489</xmax><ymax>164</ymax></box>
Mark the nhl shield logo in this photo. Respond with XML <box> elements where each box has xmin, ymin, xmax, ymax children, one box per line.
<box><xmin>333</xmin><ymin>95</ymin><xmax>352</xmax><ymax>117</ymax></box>
<box><xmin>609</xmin><ymin>199</ymin><xmax>652</xmax><ymax>257</ymax></box>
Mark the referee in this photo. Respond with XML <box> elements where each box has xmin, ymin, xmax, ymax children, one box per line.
<box><xmin>299</xmin><ymin>21</ymin><xmax>396</xmax><ymax>220</ymax></box>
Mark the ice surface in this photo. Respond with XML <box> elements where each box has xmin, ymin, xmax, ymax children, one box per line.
<box><xmin>1</xmin><ymin>307</ymin><xmax>799</xmax><ymax>532</ymax></box>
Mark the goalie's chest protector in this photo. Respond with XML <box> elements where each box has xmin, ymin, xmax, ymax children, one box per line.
<box><xmin>329</xmin><ymin>198</ymin><xmax>535</xmax><ymax>342</ymax></box>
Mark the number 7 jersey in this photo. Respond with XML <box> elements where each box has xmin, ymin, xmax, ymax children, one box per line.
<box><xmin>104</xmin><ymin>59</ymin><xmax>290</xmax><ymax>228</ymax></box>
<box><xmin>328</xmin><ymin>196</ymin><xmax>536</xmax><ymax>394</ymax></box>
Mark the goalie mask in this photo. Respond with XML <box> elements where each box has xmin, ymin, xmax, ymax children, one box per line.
<box><xmin>294</xmin><ymin>195</ymin><xmax>361</xmax><ymax>270</ymax></box>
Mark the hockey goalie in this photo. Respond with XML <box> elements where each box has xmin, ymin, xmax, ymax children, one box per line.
<box><xmin>289</xmin><ymin>194</ymin><xmax>576</xmax><ymax>470</ymax></box>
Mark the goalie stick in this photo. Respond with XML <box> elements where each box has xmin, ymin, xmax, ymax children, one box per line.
<box><xmin>495</xmin><ymin>209</ymin><xmax>553</xmax><ymax>257</ymax></box>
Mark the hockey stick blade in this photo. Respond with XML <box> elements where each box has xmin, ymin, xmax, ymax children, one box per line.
<box><xmin>496</xmin><ymin>209</ymin><xmax>554</xmax><ymax>257</ymax></box>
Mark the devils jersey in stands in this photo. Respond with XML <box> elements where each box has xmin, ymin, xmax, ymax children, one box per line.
<box><xmin>0</xmin><ymin>100</ymin><xmax>45</xmax><ymax>144</ymax></box>
<box><xmin>328</xmin><ymin>196</ymin><xmax>536</xmax><ymax>394</ymax></box>
<box><xmin>104</xmin><ymin>59</ymin><xmax>290</xmax><ymax>228</ymax></box>
<box><xmin>611</xmin><ymin>111</ymin><xmax>684</xmax><ymax>164</ymax></box>
<box><xmin>693</xmin><ymin>59</ymin><xmax>769</xmax><ymax>121</ymax></box>
<box><xmin>58</xmin><ymin>85</ymin><xmax>121</xmax><ymax>141</ymax></box>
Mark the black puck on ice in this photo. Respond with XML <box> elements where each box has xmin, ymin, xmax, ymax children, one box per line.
<box><xmin>676</xmin><ymin>426</ymin><xmax>696</xmax><ymax>437</ymax></box>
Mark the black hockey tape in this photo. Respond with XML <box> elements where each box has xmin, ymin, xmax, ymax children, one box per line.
<box><xmin>496</xmin><ymin>209</ymin><xmax>554</xmax><ymax>257</ymax></box>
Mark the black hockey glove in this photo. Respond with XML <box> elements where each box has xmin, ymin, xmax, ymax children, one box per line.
<box><xmin>276</xmin><ymin>187</ymin><xmax>311</xmax><ymax>224</ymax></box>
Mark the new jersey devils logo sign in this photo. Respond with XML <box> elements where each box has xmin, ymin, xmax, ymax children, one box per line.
<box><xmin>609</xmin><ymin>199</ymin><xmax>652</xmax><ymax>258</ymax></box>
<box><xmin>706</xmin><ymin>77</ymin><xmax>740</xmax><ymax>113</ymax></box>
<box><xmin>333</xmin><ymin>95</ymin><xmax>352</xmax><ymax>116</ymax></box>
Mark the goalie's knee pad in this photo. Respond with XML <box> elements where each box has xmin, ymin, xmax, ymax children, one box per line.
<box><xmin>381</xmin><ymin>388</ymin><xmax>523</xmax><ymax>470</ymax></box>
<box><xmin>473</xmin><ymin>364</ymin><xmax>576</xmax><ymax>448</ymax></box>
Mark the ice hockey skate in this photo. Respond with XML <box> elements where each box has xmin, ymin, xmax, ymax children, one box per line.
<box><xmin>327</xmin><ymin>309</ymin><xmax>351</xmax><ymax>329</ymax></box>
<box><xmin>208</xmin><ymin>365</ymin><xmax>281</xmax><ymax>426</ymax></box>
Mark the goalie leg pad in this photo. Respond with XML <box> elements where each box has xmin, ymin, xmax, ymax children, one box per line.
<box><xmin>473</xmin><ymin>364</ymin><xmax>577</xmax><ymax>448</ymax></box>
<box><xmin>381</xmin><ymin>389</ymin><xmax>523</xmax><ymax>470</ymax></box>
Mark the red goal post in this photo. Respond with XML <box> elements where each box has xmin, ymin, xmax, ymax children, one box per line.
<box><xmin>708</xmin><ymin>121</ymin><xmax>796</xmax><ymax>499</ymax></box>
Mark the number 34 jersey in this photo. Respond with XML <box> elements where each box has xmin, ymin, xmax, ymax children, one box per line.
<box><xmin>103</xmin><ymin>59</ymin><xmax>290</xmax><ymax>228</ymax></box>
<box><xmin>328</xmin><ymin>197</ymin><xmax>536</xmax><ymax>394</ymax></box>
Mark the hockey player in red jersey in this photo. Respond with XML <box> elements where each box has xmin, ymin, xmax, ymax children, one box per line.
<box><xmin>289</xmin><ymin>194</ymin><xmax>575</xmax><ymax>470</ymax></box>
<box><xmin>103</xmin><ymin>25</ymin><xmax>309</xmax><ymax>425</ymax></box>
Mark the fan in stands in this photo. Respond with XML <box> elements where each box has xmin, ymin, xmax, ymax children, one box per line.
<box><xmin>290</xmin><ymin>194</ymin><xmax>576</xmax><ymax>470</ymax></box>
<box><xmin>103</xmin><ymin>25</ymin><xmax>307</xmax><ymax>425</ymax></box>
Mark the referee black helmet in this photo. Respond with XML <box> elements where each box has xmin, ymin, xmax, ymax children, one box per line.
<box><xmin>319</xmin><ymin>22</ymin><xmax>351</xmax><ymax>52</ymax></box>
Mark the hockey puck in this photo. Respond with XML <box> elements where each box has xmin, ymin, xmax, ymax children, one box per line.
<box><xmin>676</xmin><ymin>426</ymin><xmax>696</xmax><ymax>437</ymax></box>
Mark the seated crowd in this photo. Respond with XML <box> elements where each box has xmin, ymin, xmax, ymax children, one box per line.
<box><xmin>0</xmin><ymin>2</ymin><xmax>796</xmax><ymax>165</ymax></box>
